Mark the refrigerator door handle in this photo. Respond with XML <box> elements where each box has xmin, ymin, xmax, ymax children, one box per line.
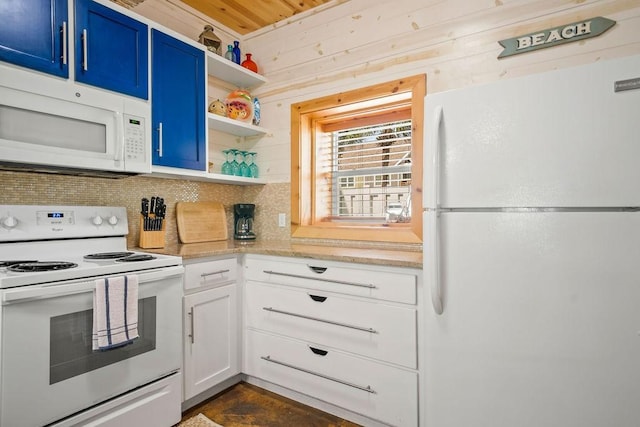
<box><xmin>425</xmin><ymin>104</ymin><xmax>444</xmax><ymax>314</ymax></box>
<box><xmin>425</xmin><ymin>105</ymin><xmax>443</xmax><ymax>209</ymax></box>
<box><xmin>426</xmin><ymin>210</ymin><xmax>444</xmax><ymax>314</ymax></box>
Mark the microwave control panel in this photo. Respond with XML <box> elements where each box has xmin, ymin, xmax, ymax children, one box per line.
<box><xmin>123</xmin><ymin>114</ymin><xmax>146</xmax><ymax>162</ymax></box>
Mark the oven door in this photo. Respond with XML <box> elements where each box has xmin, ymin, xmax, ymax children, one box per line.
<box><xmin>0</xmin><ymin>265</ymin><xmax>184</xmax><ymax>427</ymax></box>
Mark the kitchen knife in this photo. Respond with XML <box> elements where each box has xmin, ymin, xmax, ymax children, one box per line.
<box><xmin>149</xmin><ymin>196</ymin><xmax>158</xmax><ymax>230</ymax></box>
<box><xmin>153</xmin><ymin>196</ymin><xmax>164</xmax><ymax>231</ymax></box>
<box><xmin>150</xmin><ymin>197</ymin><xmax>156</xmax><ymax>217</ymax></box>
<box><xmin>141</xmin><ymin>198</ymin><xmax>149</xmax><ymax>230</ymax></box>
<box><xmin>157</xmin><ymin>199</ymin><xmax>166</xmax><ymax>230</ymax></box>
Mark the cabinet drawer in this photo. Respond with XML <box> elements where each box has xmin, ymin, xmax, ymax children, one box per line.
<box><xmin>245</xmin><ymin>255</ymin><xmax>417</xmax><ymax>304</ymax></box>
<box><xmin>184</xmin><ymin>257</ymin><xmax>237</xmax><ymax>291</ymax></box>
<box><xmin>245</xmin><ymin>329</ymin><xmax>418</xmax><ymax>427</ymax></box>
<box><xmin>245</xmin><ymin>281</ymin><xmax>416</xmax><ymax>368</ymax></box>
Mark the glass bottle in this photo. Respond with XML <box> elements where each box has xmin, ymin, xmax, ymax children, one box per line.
<box><xmin>241</xmin><ymin>53</ymin><xmax>258</xmax><ymax>73</ymax></box>
<box><xmin>248</xmin><ymin>152</ymin><xmax>259</xmax><ymax>178</ymax></box>
<box><xmin>232</xmin><ymin>41</ymin><xmax>241</xmax><ymax>65</ymax></box>
<box><xmin>224</xmin><ymin>45</ymin><xmax>235</xmax><ymax>62</ymax></box>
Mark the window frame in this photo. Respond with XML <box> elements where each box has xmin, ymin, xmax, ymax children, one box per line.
<box><xmin>291</xmin><ymin>75</ymin><xmax>425</xmax><ymax>243</ymax></box>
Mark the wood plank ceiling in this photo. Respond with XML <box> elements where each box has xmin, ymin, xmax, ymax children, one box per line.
<box><xmin>112</xmin><ymin>0</ymin><xmax>334</xmax><ymax>35</ymax></box>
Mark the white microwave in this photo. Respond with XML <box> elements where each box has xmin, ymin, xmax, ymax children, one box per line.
<box><xmin>0</xmin><ymin>65</ymin><xmax>151</xmax><ymax>176</ymax></box>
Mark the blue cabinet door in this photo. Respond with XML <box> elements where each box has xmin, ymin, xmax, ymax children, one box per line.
<box><xmin>75</xmin><ymin>0</ymin><xmax>148</xmax><ymax>99</ymax></box>
<box><xmin>0</xmin><ymin>0</ymin><xmax>68</xmax><ymax>77</ymax></box>
<box><xmin>151</xmin><ymin>30</ymin><xmax>206</xmax><ymax>171</ymax></box>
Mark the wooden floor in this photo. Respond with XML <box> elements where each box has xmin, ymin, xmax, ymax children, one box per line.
<box><xmin>180</xmin><ymin>382</ymin><xmax>362</xmax><ymax>427</ymax></box>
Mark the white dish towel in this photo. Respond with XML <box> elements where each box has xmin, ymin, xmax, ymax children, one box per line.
<box><xmin>92</xmin><ymin>275</ymin><xmax>139</xmax><ymax>351</ymax></box>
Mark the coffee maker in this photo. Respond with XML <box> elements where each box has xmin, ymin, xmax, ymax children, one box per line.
<box><xmin>233</xmin><ymin>203</ymin><xmax>256</xmax><ymax>240</ymax></box>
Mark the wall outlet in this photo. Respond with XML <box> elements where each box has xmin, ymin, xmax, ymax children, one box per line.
<box><xmin>278</xmin><ymin>213</ymin><xmax>286</xmax><ymax>227</ymax></box>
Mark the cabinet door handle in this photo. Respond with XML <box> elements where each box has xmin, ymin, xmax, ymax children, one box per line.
<box><xmin>262</xmin><ymin>270</ymin><xmax>376</xmax><ymax>289</ymax></box>
<box><xmin>81</xmin><ymin>29</ymin><xmax>88</xmax><ymax>71</ymax></box>
<box><xmin>60</xmin><ymin>21</ymin><xmax>67</xmax><ymax>65</ymax></box>
<box><xmin>201</xmin><ymin>269</ymin><xmax>230</xmax><ymax>278</ymax></box>
<box><xmin>309</xmin><ymin>346</ymin><xmax>328</xmax><ymax>356</ymax></box>
<box><xmin>308</xmin><ymin>294</ymin><xmax>327</xmax><ymax>302</ymax></box>
<box><xmin>188</xmin><ymin>309</ymin><xmax>194</xmax><ymax>344</ymax></box>
<box><xmin>308</xmin><ymin>265</ymin><xmax>327</xmax><ymax>274</ymax></box>
<box><xmin>263</xmin><ymin>307</ymin><xmax>377</xmax><ymax>334</ymax></box>
<box><xmin>157</xmin><ymin>122</ymin><xmax>163</xmax><ymax>157</ymax></box>
<box><xmin>261</xmin><ymin>355</ymin><xmax>376</xmax><ymax>394</ymax></box>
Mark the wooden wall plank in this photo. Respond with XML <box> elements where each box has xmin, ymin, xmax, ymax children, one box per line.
<box><xmin>252</xmin><ymin>2</ymin><xmax>637</xmax><ymax>93</ymax></box>
<box><xmin>129</xmin><ymin>0</ymin><xmax>640</xmax><ymax>182</ymax></box>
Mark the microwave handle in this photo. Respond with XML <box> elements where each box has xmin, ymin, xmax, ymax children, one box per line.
<box><xmin>115</xmin><ymin>112</ymin><xmax>124</xmax><ymax>162</ymax></box>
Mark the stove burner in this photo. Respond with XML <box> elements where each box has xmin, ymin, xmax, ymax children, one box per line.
<box><xmin>7</xmin><ymin>261</ymin><xmax>79</xmax><ymax>272</ymax></box>
<box><xmin>115</xmin><ymin>254</ymin><xmax>156</xmax><ymax>262</ymax></box>
<box><xmin>84</xmin><ymin>252</ymin><xmax>135</xmax><ymax>260</ymax></box>
<box><xmin>0</xmin><ymin>260</ymin><xmax>39</xmax><ymax>268</ymax></box>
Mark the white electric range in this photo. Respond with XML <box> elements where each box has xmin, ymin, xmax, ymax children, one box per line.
<box><xmin>0</xmin><ymin>205</ymin><xmax>184</xmax><ymax>427</ymax></box>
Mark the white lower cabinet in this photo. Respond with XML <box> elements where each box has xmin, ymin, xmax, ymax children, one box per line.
<box><xmin>245</xmin><ymin>281</ymin><xmax>417</xmax><ymax>368</ymax></box>
<box><xmin>245</xmin><ymin>329</ymin><xmax>418</xmax><ymax>427</ymax></box>
<box><xmin>243</xmin><ymin>255</ymin><xmax>420</xmax><ymax>426</ymax></box>
<box><xmin>183</xmin><ymin>258</ymin><xmax>240</xmax><ymax>401</ymax></box>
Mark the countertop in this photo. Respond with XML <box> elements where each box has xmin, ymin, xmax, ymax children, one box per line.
<box><xmin>136</xmin><ymin>239</ymin><xmax>422</xmax><ymax>269</ymax></box>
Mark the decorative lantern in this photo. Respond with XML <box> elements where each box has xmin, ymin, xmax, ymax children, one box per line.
<box><xmin>198</xmin><ymin>25</ymin><xmax>221</xmax><ymax>55</ymax></box>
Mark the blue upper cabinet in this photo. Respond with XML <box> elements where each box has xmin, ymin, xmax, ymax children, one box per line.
<box><xmin>0</xmin><ymin>0</ymin><xmax>69</xmax><ymax>77</ymax></box>
<box><xmin>75</xmin><ymin>0</ymin><xmax>148</xmax><ymax>99</ymax></box>
<box><xmin>151</xmin><ymin>29</ymin><xmax>206</xmax><ymax>171</ymax></box>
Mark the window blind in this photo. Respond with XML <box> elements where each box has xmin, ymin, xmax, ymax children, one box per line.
<box><xmin>318</xmin><ymin>118</ymin><xmax>412</xmax><ymax>221</ymax></box>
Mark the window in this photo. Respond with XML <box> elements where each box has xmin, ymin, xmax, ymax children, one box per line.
<box><xmin>291</xmin><ymin>75</ymin><xmax>425</xmax><ymax>243</ymax></box>
<box><xmin>330</xmin><ymin>118</ymin><xmax>412</xmax><ymax>220</ymax></box>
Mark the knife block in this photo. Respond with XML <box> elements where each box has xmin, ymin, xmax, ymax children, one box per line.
<box><xmin>139</xmin><ymin>215</ymin><xmax>166</xmax><ymax>249</ymax></box>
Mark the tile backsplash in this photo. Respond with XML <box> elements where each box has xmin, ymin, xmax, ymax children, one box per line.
<box><xmin>0</xmin><ymin>170</ymin><xmax>290</xmax><ymax>247</ymax></box>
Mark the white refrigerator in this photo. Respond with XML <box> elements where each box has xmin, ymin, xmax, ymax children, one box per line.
<box><xmin>423</xmin><ymin>54</ymin><xmax>640</xmax><ymax>427</ymax></box>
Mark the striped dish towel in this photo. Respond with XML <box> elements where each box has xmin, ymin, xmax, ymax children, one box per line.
<box><xmin>92</xmin><ymin>275</ymin><xmax>139</xmax><ymax>351</ymax></box>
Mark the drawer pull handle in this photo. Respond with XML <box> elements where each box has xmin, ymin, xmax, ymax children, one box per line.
<box><xmin>309</xmin><ymin>346</ymin><xmax>328</xmax><ymax>356</ymax></box>
<box><xmin>309</xmin><ymin>294</ymin><xmax>327</xmax><ymax>302</ymax></box>
<box><xmin>263</xmin><ymin>307</ymin><xmax>377</xmax><ymax>334</ymax></box>
<box><xmin>308</xmin><ymin>265</ymin><xmax>327</xmax><ymax>274</ymax></box>
<box><xmin>263</xmin><ymin>270</ymin><xmax>376</xmax><ymax>289</ymax></box>
<box><xmin>260</xmin><ymin>355</ymin><xmax>376</xmax><ymax>394</ymax></box>
<box><xmin>201</xmin><ymin>269</ymin><xmax>230</xmax><ymax>278</ymax></box>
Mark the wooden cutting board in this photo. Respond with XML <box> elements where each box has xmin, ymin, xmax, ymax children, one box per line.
<box><xmin>176</xmin><ymin>201</ymin><xmax>228</xmax><ymax>243</ymax></box>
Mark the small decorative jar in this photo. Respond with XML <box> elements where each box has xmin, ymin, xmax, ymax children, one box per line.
<box><xmin>225</xmin><ymin>89</ymin><xmax>253</xmax><ymax>122</ymax></box>
<box><xmin>208</xmin><ymin>99</ymin><xmax>227</xmax><ymax>116</ymax></box>
<box><xmin>241</xmin><ymin>54</ymin><xmax>258</xmax><ymax>73</ymax></box>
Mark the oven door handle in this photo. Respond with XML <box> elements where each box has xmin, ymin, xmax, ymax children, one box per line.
<box><xmin>2</xmin><ymin>266</ymin><xmax>184</xmax><ymax>304</ymax></box>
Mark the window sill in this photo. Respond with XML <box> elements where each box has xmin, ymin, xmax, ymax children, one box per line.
<box><xmin>291</xmin><ymin>224</ymin><xmax>422</xmax><ymax>244</ymax></box>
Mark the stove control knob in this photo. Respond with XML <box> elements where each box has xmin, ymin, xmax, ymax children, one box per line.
<box><xmin>108</xmin><ymin>215</ymin><xmax>119</xmax><ymax>226</ymax></box>
<box><xmin>92</xmin><ymin>215</ymin><xmax>103</xmax><ymax>226</ymax></box>
<box><xmin>2</xmin><ymin>216</ymin><xmax>18</xmax><ymax>229</ymax></box>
